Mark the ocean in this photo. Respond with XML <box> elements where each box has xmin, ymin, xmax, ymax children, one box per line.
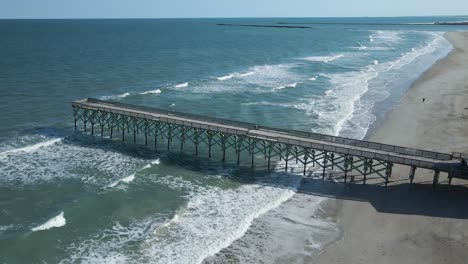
<box><xmin>0</xmin><ymin>17</ymin><xmax>465</xmax><ymax>263</ymax></box>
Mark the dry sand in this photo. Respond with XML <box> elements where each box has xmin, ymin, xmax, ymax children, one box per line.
<box><xmin>314</xmin><ymin>32</ymin><xmax>468</xmax><ymax>264</ymax></box>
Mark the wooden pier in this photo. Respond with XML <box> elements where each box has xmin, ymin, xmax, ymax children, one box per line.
<box><xmin>72</xmin><ymin>98</ymin><xmax>468</xmax><ymax>189</ymax></box>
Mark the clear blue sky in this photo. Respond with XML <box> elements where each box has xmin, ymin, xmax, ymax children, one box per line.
<box><xmin>0</xmin><ymin>0</ymin><xmax>467</xmax><ymax>19</ymax></box>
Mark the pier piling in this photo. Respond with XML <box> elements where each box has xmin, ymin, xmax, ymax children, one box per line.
<box><xmin>72</xmin><ymin>98</ymin><xmax>467</xmax><ymax>189</ymax></box>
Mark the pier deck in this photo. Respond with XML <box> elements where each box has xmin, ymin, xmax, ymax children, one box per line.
<box><xmin>72</xmin><ymin>98</ymin><xmax>468</xmax><ymax>188</ymax></box>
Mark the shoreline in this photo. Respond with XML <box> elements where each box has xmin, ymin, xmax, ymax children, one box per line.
<box><xmin>205</xmin><ymin>31</ymin><xmax>466</xmax><ymax>263</ymax></box>
<box><xmin>315</xmin><ymin>31</ymin><xmax>468</xmax><ymax>264</ymax></box>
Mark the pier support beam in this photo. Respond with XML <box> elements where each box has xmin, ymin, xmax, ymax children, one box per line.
<box><xmin>322</xmin><ymin>152</ymin><xmax>328</xmax><ymax>179</ymax></box>
<box><xmin>208</xmin><ymin>134</ymin><xmax>212</xmax><ymax>158</ymax></box>
<box><xmin>344</xmin><ymin>155</ymin><xmax>349</xmax><ymax>183</ymax></box>
<box><xmin>433</xmin><ymin>170</ymin><xmax>440</xmax><ymax>191</ymax></box>
<box><xmin>409</xmin><ymin>166</ymin><xmax>417</xmax><ymax>184</ymax></box>
<box><xmin>236</xmin><ymin>140</ymin><xmax>241</xmax><ymax>165</ymax></box>
<box><xmin>222</xmin><ymin>138</ymin><xmax>226</xmax><ymax>162</ymax></box>
<box><xmin>303</xmin><ymin>150</ymin><xmax>309</xmax><ymax>176</ymax></box>
<box><xmin>195</xmin><ymin>130</ymin><xmax>199</xmax><ymax>157</ymax></box>
<box><xmin>363</xmin><ymin>159</ymin><xmax>372</xmax><ymax>185</ymax></box>
<box><xmin>250</xmin><ymin>140</ymin><xmax>255</xmax><ymax>168</ymax></box>
<box><xmin>267</xmin><ymin>145</ymin><xmax>272</xmax><ymax>172</ymax></box>
<box><xmin>385</xmin><ymin>162</ymin><xmax>393</xmax><ymax>187</ymax></box>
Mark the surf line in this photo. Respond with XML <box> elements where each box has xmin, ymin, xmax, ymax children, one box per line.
<box><xmin>0</xmin><ymin>138</ymin><xmax>63</xmax><ymax>156</ymax></box>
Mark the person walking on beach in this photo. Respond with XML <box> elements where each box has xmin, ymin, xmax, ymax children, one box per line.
<box><xmin>422</xmin><ymin>97</ymin><xmax>425</xmax><ymax>103</ymax></box>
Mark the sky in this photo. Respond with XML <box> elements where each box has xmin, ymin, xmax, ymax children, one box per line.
<box><xmin>0</xmin><ymin>0</ymin><xmax>467</xmax><ymax>19</ymax></box>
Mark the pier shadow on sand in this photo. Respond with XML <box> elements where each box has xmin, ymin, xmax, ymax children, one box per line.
<box><xmin>296</xmin><ymin>176</ymin><xmax>468</xmax><ymax>220</ymax></box>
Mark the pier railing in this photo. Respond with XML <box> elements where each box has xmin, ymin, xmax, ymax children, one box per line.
<box><xmin>73</xmin><ymin>98</ymin><xmax>467</xmax><ymax>189</ymax></box>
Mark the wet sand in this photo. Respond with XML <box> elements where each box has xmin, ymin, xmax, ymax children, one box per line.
<box><xmin>315</xmin><ymin>31</ymin><xmax>468</xmax><ymax>264</ymax></box>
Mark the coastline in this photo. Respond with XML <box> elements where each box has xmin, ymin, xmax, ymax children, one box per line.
<box><xmin>315</xmin><ymin>31</ymin><xmax>468</xmax><ymax>264</ymax></box>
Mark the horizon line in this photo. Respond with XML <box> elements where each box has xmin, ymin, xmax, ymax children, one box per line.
<box><xmin>0</xmin><ymin>14</ymin><xmax>467</xmax><ymax>20</ymax></box>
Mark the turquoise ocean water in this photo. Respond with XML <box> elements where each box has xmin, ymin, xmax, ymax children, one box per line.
<box><xmin>0</xmin><ymin>17</ymin><xmax>467</xmax><ymax>263</ymax></box>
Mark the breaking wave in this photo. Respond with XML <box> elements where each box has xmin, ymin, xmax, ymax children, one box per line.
<box><xmin>100</xmin><ymin>92</ymin><xmax>130</xmax><ymax>100</ymax></box>
<box><xmin>175</xmin><ymin>82</ymin><xmax>189</xmax><ymax>88</ymax></box>
<box><xmin>140</xmin><ymin>89</ymin><xmax>162</xmax><ymax>95</ymax></box>
<box><xmin>274</xmin><ymin>82</ymin><xmax>298</xmax><ymax>90</ymax></box>
<box><xmin>32</xmin><ymin>212</ymin><xmax>66</xmax><ymax>232</ymax></box>
<box><xmin>302</xmin><ymin>54</ymin><xmax>344</xmax><ymax>63</ymax></box>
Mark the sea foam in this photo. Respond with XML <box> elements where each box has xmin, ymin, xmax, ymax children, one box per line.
<box><xmin>237</xmin><ymin>71</ymin><xmax>255</xmax><ymax>77</ymax></box>
<box><xmin>140</xmin><ymin>89</ymin><xmax>162</xmax><ymax>95</ymax></box>
<box><xmin>100</xmin><ymin>92</ymin><xmax>130</xmax><ymax>100</ymax></box>
<box><xmin>189</xmin><ymin>63</ymin><xmax>298</xmax><ymax>94</ymax></box>
<box><xmin>216</xmin><ymin>74</ymin><xmax>234</xmax><ymax>81</ymax></box>
<box><xmin>274</xmin><ymin>82</ymin><xmax>297</xmax><ymax>90</ymax></box>
<box><xmin>306</xmin><ymin>31</ymin><xmax>451</xmax><ymax>139</ymax></box>
<box><xmin>64</xmin><ymin>168</ymin><xmax>302</xmax><ymax>264</ymax></box>
<box><xmin>32</xmin><ymin>212</ymin><xmax>66</xmax><ymax>232</ymax></box>
<box><xmin>175</xmin><ymin>82</ymin><xmax>188</xmax><ymax>88</ymax></box>
<box><xmin>106</xmin><ymin>159</ymin><xmax>160</xmax><ymax>188</ymax></box>
<box><xmin>302</xmin><ymin>54</ymin><xmax>344</xmax><ymax>63</ymax></box>
<box><xmin>0</xmin><ymin>135</ymin><xmax>150</xmax><ymax>187</ymax></box>
<box><xmin>136</xmin><ymin>171</ymin><xmax>303</xmax><ymax>264</ymax></box>
<box><xmin>0</xmin><ymin>138</ymin><xmax>62</xmax><ymax>156</ymax></box>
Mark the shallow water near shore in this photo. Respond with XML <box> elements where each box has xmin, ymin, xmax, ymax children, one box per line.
<box><xmin>0</xmin><ymin>17</ymin><xmax>460</xmax><ymax>263</ymax></box>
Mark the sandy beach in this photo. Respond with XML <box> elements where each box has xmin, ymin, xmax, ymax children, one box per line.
<box><xmin>315</xmin><ymin>31</ymin><xmax>468</xmax><ymax>264</ymax></box>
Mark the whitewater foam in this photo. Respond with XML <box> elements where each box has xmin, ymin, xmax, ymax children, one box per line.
<box><xmin>189</xmin><ymin>63</ymin><xmax>299</xmax><ymax>94</ymax></box>
<box><xmin>237</xmin><ymin>71</ymin><xmax>255</xmax><ymax>77</ymax></box>
<box><xmin>106</xmin><ymin>159</ymin><xmax>160</xmax><ymax>188</ymax></box>
<box><xmin>139</xmin><ymin>172</ymin><xmax>303</xmax><ymax>263</ymax></box>
<box><xmin>64</xmin><ymin>166</ymin><xmax>303</xmax><ymax>264</ymax></box>
<box><xmin>302</xmin><ymin>54</ymin><xmax>344</xmax><ymax>63</ymax></box>
<box><xmin>175</xmin><ymin>82</ymin><xmax>188</xmax><ymax>88</ymax></box>
<box><xmin>100</xmin><ymin>92</ymin><xmax>130</xmax><ymax>100</ymax></box>
<box><xmin>0</xmin><ymin>138</ymin><xmax>62</xmax><ymax>156</ymax></box>
<box><xmin>356</xmin><ymin>42</ymin><xmax>368</xmax><ymax>50</ymax></box>
<box><xmin>32</xmin><ymin>212</ymin><xmax>66</xmax><ymax>232</ymax></box>
<box><xmin>216</xmin><ymin>74</ymin><xmax>234</xmax><ymax>81</ymax></box>
<box><xmin>0</xmin><ymin>225</ymin><xmax>13</xmax><ymax>234</ymax></box>
<box><xmin>140</xmin><ymin>89</ymin><xmax>161</xmax><ymax>95</ymax></box>
<box><xmin>307</xmin><ymin>31</ymin><xmax>451</xmax><ymax>138</ymax></box>
<box><xmin>120</xmin><ymin>174</ymin><xmax>135</xmax><ymax>183</ymax></box>
<box><xmin>0</xmin><ymin>135</ymin><xmax>151</xmax><ymax>186</ymax></box>
<box><xmin>274</xmin><ymin>82</ymin><xmax>297</xmax><ymax>90</ymax></box>
<box><xmin>370</xmin><ymin>30</ymin><xmax>402</xmax><ymax>44</ymax></box>
<box><xmin>208</xmin><ymin>180</ymin><xmax>341</xmax><ymax>263</ymax></box>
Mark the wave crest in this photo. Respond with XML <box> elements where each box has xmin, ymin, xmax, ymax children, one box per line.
<box><xmin>32</xmin><ymin>212</ymin><xmax>66</xmax><ymax>232</ymax></box>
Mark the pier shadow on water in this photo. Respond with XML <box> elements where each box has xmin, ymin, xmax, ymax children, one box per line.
<box><xmin>33</xmin><ymin>127</ymin><xmax>468</xmax><ymax>221</ymax></box>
